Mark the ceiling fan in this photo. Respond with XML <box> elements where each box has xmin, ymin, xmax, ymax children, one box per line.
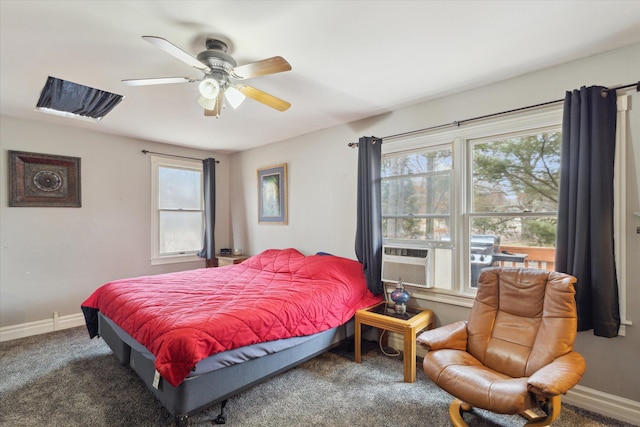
<box><xmin>122</xmin><ymin>36</ymin><xmax>292</xmax><ymax>117</ymax></box>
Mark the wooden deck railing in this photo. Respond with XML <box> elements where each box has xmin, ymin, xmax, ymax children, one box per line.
<box><xmin>497</xmin><ymin>245</ymin><xmax>556</xmax><ymax>271</ymax></box>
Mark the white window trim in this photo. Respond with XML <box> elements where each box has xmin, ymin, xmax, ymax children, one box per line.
<box><xmin>149</xmin><ymin>155</ymin><xmax>204</xmax><ymax>266</ymax></box>
<box><xmin>615</xmin><ymin>93</ymin><xmax>632</xmax><ymax>336</ymax></box>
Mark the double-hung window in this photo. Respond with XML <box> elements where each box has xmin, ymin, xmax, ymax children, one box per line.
<box><xmin>382</xmin><ymin>144</ymin><xmax>455</xmax><ymax>292</ymax></box>
<box><xmin>150</xmin><ymin>155</ymin><xmax>204</xmax><ymax>265</ymax></box>
<box><xmin>467</xmin><ymin>127</ymin><xmax>561</xmax><ymax>292</ymax></box>
<box><xmin>381</xmin><ymin>107</ymin><xmax>563</xmax><ymax>302</ymax></box>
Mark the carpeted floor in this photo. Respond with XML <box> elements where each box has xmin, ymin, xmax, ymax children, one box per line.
<box><xmin>0</xmin><ymin>327</ymin><xmax>632</xmax><ymax>427</ymax></box>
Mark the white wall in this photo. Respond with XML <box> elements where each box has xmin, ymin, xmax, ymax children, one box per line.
<box><xmin>229</xmin><ymin>125</ymin><xmax>361</xmax><ymax>258</ymax></box>
<box><xmin>0</xmin><ymin>117</ymin><xmax>231</xmax><ymax>327</ymax></box>
<box><xmin>230</xmin><ymin>43</ymin><xmax>640</xmax><ymax>403</ymax></box>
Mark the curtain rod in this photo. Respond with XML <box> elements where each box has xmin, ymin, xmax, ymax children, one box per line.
<box><xmin>141</xmin><ymin>150</ymin><xmax>219</xmax><ymax>163</ymax></box>
<box><xmin>347</xmin><ymin>81</ymin><xmax>639</xmax><ymax>147</ymax></box>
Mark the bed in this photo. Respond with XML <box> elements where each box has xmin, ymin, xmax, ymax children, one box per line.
<box><xmin>81</xmin><ymin>248</ymin><xmax>382</xmax><ymax>425</ymax></box>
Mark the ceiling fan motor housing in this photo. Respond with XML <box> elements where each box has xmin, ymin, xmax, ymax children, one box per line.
<box><xmin>197</xmin><ymin>39</ymin><xmax>237</xmax><ymax>86</ymax></box>
<box><xmin>197</xmin><ymin>48</ymin><xmax>236</xmax><ymax>69</ymax></box>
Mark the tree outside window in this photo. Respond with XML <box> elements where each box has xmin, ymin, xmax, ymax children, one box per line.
<box><xmin>382</xmin><ymin>147</ymin><xmax>452</xmax><ymax>242</ymax></box>
<box><xmin>471</xmin><ymin>131</ymin><xmax>561</xmax><ymax>248</ymax></box>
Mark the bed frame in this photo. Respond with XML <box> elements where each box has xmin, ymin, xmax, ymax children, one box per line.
<box><xmin>98</xmin><ymin>312</ymin><xmax>354</xmax><ymax>426</ymax></box>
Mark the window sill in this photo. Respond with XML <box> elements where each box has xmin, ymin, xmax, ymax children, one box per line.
<box><xmin>385</xmin><ymin>283</ymin><xmax>475</xmax><ymax>309</ymax></box>
<box><xmin>411</xmin><ymin>289</ymin><xmax>475</xmax><ymax>308</ymax></box>
<box><xmin>150</xmin><ymin>254</ymin><xmax>204</xmax><ymax>266</ymax></box>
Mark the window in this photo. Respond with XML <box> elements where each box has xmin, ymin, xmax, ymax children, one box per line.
<box><xmin>467</xmin><ymin>129</ymin><xmax>561</xmax><ymax>291</ymax></box>
<box><xmin>382</xmin><ymin>145</ymin><xmax>455</xmax><ymax>292</ymax></box>
<box><xmin>382</xmin><ymin>107</ymin><xmax>563</xmax><ymax>302</ymax></box>
<box><xmin>382</xmin><ymin>146</ymin><xmax>452</xmax><ymax>242</ymax></box>
<box><xmin>150</xmin><ymin>155</ymin><xmax>204</xmax><ymax>265</ymax></box>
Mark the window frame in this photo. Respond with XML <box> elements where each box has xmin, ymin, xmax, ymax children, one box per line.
<box><xmin>150</xmin><ymin>155</ymin><xmax>204</xmax><ymax>265</ymax></box>
<box><xmin>382</xmin><ymin>106</ymin><xmax>564</xmax><ymax>306</ymax></box>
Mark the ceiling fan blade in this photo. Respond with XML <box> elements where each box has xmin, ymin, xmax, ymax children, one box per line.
<box><xmin>142</xmin><ymin>36</ymin><xmax>211</xmax><ymax>73</ymax></box>
<box><xmin>230</xmin><ymin>56</ymin><xmax>291</xmax><ymax>80</ymax></box>
<box><xmin>235</xmin><ymin>84</ymin><xmax>291</xmax><ymax>112</ymax></box>
<box><xmin>122</xmin><ymin>77</ymin><xmax>195</xmax><ymax>86</ymax></box>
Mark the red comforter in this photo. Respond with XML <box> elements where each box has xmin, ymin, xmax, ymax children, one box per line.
<box><xmin>81</xmin><ymin>248</ymin><xmax>381</xmax><ymax>386</ymax></box>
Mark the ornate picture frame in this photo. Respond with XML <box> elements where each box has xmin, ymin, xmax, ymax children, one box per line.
<box><xmin>9</xmin><ymin>150</ymin><xmax>81</xmax><ymax>207</ymax></box>
<box><xmin>257</xmin><ymin>163</ymin><xmax>287</xmax><ymax>224</ymax></box>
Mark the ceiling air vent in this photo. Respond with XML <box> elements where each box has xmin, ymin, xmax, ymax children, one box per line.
<box><xmin>35</xmin><ymin>76</ymin><xmax>123</xmax><ymax>122</ymax></box>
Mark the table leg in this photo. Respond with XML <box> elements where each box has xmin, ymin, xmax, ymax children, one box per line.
<box><xmin>355</xmin><ymin>317</ymin><xmax>362</xmax><ymax>363</ymax></box>
<box><xmin>403</xmin><ymin>326</ymin><xmax>417</xmax><ymax>382</ymax></box>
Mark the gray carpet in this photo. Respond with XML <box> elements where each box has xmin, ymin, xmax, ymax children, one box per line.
<box><xmin>0</xmin><ymin>327</ymin><xmax>631</xmax><ymax>427</ymax></box>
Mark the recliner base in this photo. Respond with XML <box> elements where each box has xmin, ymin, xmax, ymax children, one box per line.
<box><xmin>448</xmin><ymin>395</ymin><xmax>561</xmax><ymax>427</ymax></box>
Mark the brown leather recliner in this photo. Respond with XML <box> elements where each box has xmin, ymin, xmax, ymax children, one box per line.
<box><xmin>417</xmin><ymin>267</ymin><xmax>586</xmax><ymax>426</ymax></box>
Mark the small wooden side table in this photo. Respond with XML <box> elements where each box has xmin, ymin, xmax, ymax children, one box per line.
<box><xmin>355</xmin><ymin>301</ymin><xmax>434</xmax><ymax>383</ymax></box>
<box><xmin>215</xmin><ymin>254</ymin><xmax>249</xmax><ymax>267</ymax></box>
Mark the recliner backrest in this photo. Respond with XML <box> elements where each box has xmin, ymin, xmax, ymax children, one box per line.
<box><xmin>467</xmin><ymin>267</ymin><xmax>578</xmax><ymax>378</ymax></box>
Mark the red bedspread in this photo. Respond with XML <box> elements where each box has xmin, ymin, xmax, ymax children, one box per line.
<box><xmin>81</xmin><ymin>248</ymin><xmax>381</xmax><ymax>386</ymax></box>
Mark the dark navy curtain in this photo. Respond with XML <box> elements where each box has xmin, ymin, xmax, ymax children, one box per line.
<box><xmin>198</xmin><ymin>158</ymin><xmax>217</xmax><ymax>267</ymax></box>
<box><xmin>555</xmin><ymin>85</ymin><xmax>620</xmax><ymax>337</ymax></box>
<box><xmin>355</xmin><ymin>136</ymin><xmax>383</xmax><ymax>294</ymax></box>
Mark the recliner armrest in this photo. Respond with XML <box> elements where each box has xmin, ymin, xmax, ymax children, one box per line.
<box><xmin>417</xmin><ymin>320</ymin><xmax>467</xmax><ymax>351</ymax></box>
<box><xmin>528</xmin><ymin>351</ymin><xmax>587</xmax><ymax>397</ymax></box>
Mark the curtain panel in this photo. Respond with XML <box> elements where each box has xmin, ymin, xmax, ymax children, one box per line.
<box><xmin>355</xmin><ymin>136</ymin><xmax>383</xmax><ymax>294</ymax></box>
<box><xmin>198</xmin><ymin>158</ymin><xmax>217</xmax><ymax>267</ymax></box>
<box><xmin>555</xmin><ymin>85</ymin><xmax>620</xmax><ymax>337</ymax></box>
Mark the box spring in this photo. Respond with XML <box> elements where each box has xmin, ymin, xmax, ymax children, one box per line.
<box><xmin>97</xmin><ymin>312</ymin><xmax>352</xmax><ymax>421</ymax></box>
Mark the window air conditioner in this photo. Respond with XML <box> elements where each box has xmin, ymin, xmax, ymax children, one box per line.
<box><xmin>381</xmin><ymin>245</ymin><xmax>433</xmax><ymax>288</ymax></box>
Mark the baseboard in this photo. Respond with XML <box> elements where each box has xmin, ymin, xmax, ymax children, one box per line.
<box><xmin>564</xmin><ymin>385</ymin><xmax>640</xmax><ymax>426</ymax></box>
<box><xmin>387</xmin><ymin>333</ymin><xmax>640</xmax><ymax>426</ymax></box>
<box><xmin>0</xmin><ymin>312</ymin><xmax>86</xmax><ymax>342</ymax></box>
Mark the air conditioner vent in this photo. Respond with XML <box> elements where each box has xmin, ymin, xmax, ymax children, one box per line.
<box><xmin>381</xmin><ymin>245</ymin><xmax>433</xmax><ymax>288</ymax></box>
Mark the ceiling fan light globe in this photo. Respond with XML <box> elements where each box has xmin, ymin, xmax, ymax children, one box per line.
<box><xmin>225</xmin><ymin>86</ymin><xmax>246</xmax><ymax>109</ymax></box>
<box><xmin>199</xmin><ymin>78</ymin><xmax>220</xmax><ymax>100</ymax></box>
<box><xmin>198</xmin><ymin>95</ymin><xmax>217</xmax><ymax>110</ymax></box>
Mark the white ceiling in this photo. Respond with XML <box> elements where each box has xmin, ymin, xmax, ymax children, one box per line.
<box><xmin>1</xmin><ymin>1</ymin><xmax>639</xmax><ymax>153</ymax></box>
